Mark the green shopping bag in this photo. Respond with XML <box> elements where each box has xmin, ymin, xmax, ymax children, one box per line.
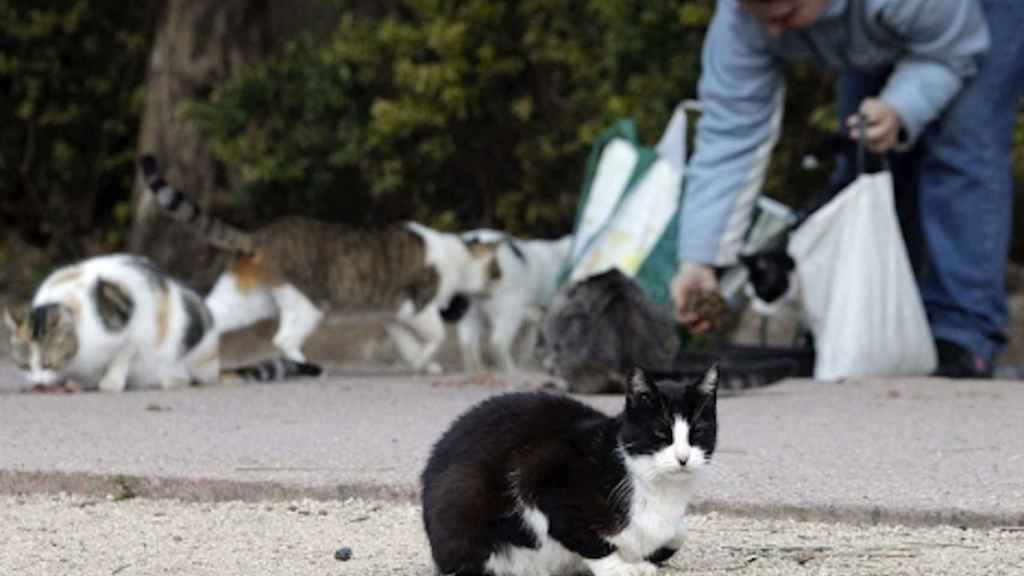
<box><xmin>563</xmin><ymin>104</ymin><xmax>697</xmax><ymax>311</ymax></box>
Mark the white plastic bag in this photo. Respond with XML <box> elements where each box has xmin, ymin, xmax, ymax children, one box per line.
<box><xmin>788</xmin><ymin>171</ymin><xmax>937</xmax><ymax>380</ymax></box>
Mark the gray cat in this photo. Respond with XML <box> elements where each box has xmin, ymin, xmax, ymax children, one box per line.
<box><xmin>539</xmin><ymin>269</ymin><xmax>680</xmax><ymax>394</ymax></box>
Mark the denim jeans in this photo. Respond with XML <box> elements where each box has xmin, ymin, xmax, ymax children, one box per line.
<box><xmin>834</xmin><ymin>0</ymin><xmax>1024</xmax><ymax>363</ymax></box>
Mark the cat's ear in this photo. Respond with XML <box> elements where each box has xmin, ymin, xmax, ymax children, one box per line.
<box><xmin>626</xmin><ymin>366</ymin><xmax>659</xmax><ymax>405</ymax></box>
<box><xmin>696</xmin><ymin>364</ymin><xmax>719</xmax><ymax>396</ymax></box>
<box><xmin>3</xmin><ymin>307</ymin><xmax>20</xmax><ymax>335</ymax></box>
<box><xmin>4</xmin><ymin>306</ymin><xmax>31</xmax><ymax>333</ymax></box>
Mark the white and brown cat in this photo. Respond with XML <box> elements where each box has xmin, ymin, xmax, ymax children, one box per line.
<box><xmin>4</xmin><ymin>253</ymin><xmax>320</xmax><ymax>392</ymax></box>
<box><xmin>139</xmin><ymin>155</ymin><xmax>500</xmax><ymax>373</ymax></box>
<box><xmin>455</xmin><ymin>229</ymin><xmax>572</xmax><ymax>372</ymax></box>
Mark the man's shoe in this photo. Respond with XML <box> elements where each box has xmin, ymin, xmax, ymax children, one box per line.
<box><xmin>933</xmin><ymin>339</ymin><xmax>993</xmax><ymax>379</ymax></box>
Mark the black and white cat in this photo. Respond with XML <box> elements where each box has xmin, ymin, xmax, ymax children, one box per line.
<box><xmin>421</xmin><ymin>365</ymin><xmax>718</xmax><ymax>576</ymax></box>
<box><xmin>739</xmin><ymin>248</ymin><xmax>797</xmax><ymax>316</ymax></box>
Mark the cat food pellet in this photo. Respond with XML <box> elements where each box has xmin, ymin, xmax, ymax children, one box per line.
<box><xmin>334</xmin><ymin>547</ymin><xmax>353</xmax><ymax>561</ymax></box>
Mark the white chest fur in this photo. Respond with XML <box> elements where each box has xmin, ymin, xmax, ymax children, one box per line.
<box><xmin>608</xmin><ymin>478</ymin><xmax>692</xmax><ymax>562</ymax></box>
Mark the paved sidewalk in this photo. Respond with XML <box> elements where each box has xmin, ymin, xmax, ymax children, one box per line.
<box><xmin>2</xmin><ymin>364</ymin><xmax>1023</xmax><ymax>528</ymax></box>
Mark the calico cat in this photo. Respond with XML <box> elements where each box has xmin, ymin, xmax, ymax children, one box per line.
<box><xmin>539</xmin><ymin>270</ymin><xmax>680</xmax><ymax>394</ymax></box>
<box><xmin>421</xmin><ymin>365</ymin><xmax>718</xmax><ymax>576</ymax></box>
<box><xmin>139</xmin><ymin>155</ymin><xmax>499</xmax><ymax>373</ymax></box>
<box><xmin>456</xmin><ymin>230</ymin><xmax>572</xmax><ymax>372</ymax></box>
<box><xmin>4</xmin><ymin>254</ymin><xmax>321</xmax><ymax>392</ymax></box>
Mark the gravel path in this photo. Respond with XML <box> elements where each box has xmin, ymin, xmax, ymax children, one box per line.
<box><xmin>3</xmin><ymin>493</ymin><xmax>1023</xmax><ymax>576</ymax></box>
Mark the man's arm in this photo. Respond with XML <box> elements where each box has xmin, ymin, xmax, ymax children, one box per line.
<box><xmin>678</xmin><ymin>0</ymin><xmax>784</xmax><ymax>267</ymax></box>
<box><xmin>873</xmin><ymin>0</ymin><xmax>990</xmax><ymax>148</ymax></box>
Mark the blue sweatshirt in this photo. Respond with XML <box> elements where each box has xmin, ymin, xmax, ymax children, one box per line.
<box><xmin>679</xmin><ymin>0</ymin><xmax>990</xmax><ymax>266</ymax></box>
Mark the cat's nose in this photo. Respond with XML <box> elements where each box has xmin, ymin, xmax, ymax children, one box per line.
<box><xmin>677</xmin><ymin>455</ymin><xmax>689</xmax><ymax>467</ymax></box>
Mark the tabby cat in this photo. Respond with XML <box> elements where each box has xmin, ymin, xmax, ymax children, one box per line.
<box><xmin>4</xmin><ymin>254</ymin><xmax>320</xmax><ymax>391</ymax></box>
<box><xmin>421</xmin><ymin>365</ymin><xmax>718</xmax><ymax>576</ymax></box>
<box><xmin>139</xmin><ymin>155</ymin><xmax>499</xmax><ymax>373</ymax></box>
<box><xmin>539</xmin><ymin>270</ymin><xmax>680</xmax><ymax>394</ymax></box>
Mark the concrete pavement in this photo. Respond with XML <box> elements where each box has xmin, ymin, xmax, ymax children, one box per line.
<box><xmin>2</xmin><ymin>363</ymin><xmax>1023</xmax><ymax>528</ymax></box>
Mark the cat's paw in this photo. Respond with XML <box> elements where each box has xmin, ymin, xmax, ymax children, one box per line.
<box><xmin>159</xmin><ymin>376</ymin><xmax>190</xmax><ymax>390</ymax></box>
<box><xmin>627</xmin><ymin>562</ymin><xmax>659</xmax><ymax>576</ymax></box>
<box><xmin>98</xmin><ymin>374</ymin><xmax>128</xmax><ymax>393</ymax></box>
<box><xmin>587</xmin><ymin>555</ymin><xmax>659</xmax><ymax>576</ymax></box>
<box><xmin>425</xmin><ymin>361</ymin><xmax>443</xmax><ymax>375</ymax></box>
<box><xmin>272</xmin><ymin>336</ymin><xmax>307</xmax><ymax>363</ymax></box>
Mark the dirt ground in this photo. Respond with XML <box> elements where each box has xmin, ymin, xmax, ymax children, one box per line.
<box><xmin>2</xmin><ymin>493</ymin><xmax>1022</xmax><ymax>576</ymax></box>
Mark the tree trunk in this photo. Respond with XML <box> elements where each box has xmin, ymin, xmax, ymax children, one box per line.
<box><xmin>130</xmin><ymin>0</ymin><xmax>339</xmax><ymax>289</ymax></box>
<box><xmin>129</xmin><ymin>0</ymin><xmax>274</xmax><ymax>288</ymax></box>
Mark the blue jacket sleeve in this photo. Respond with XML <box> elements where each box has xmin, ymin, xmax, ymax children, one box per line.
<box><xmin>873</xmin><ymin>0</ymin><xmax>990</xmax><ymax>148</ymax></box>
<box><xmin>678</xmin><ymin>0</ymin><xmax>784</xmax><ymax>266</ymax></box>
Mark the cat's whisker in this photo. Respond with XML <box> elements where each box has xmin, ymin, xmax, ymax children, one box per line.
<box><xmin>607</xmin><ymin>475</ymin><xmax>632</xmax><ymax>511</ymax></box>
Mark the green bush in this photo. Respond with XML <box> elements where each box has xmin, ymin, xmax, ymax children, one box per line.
<box><xmin>187</xmin><ymin>0</ymin><xmax>715</xmax><ymax>235</ymax></box>
<box><xmin>0</xmin><ymin>0</ymin><xmax>152</xmax><ymax>258</ymax></box>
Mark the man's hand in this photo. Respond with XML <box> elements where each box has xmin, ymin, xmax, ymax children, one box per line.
<box><xmin>670</xmin><ymin>262</ymin><xmax>720</xmax><ymax>335</ymax></box>
<box><xmin>847</xmin><ymin>98</ymin><xmax>904</xmax><ymax>154</ymax></box>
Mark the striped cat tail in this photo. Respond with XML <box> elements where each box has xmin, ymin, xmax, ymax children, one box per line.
<box><xmin>221</xmin><ymin>358</ymin><xmax>323</xmax><ymax>383</ymax></box>
<box><xmin>139</xmin><ymin>155</ymin><xmax>254</xmax><ymax>254</ymax></box>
